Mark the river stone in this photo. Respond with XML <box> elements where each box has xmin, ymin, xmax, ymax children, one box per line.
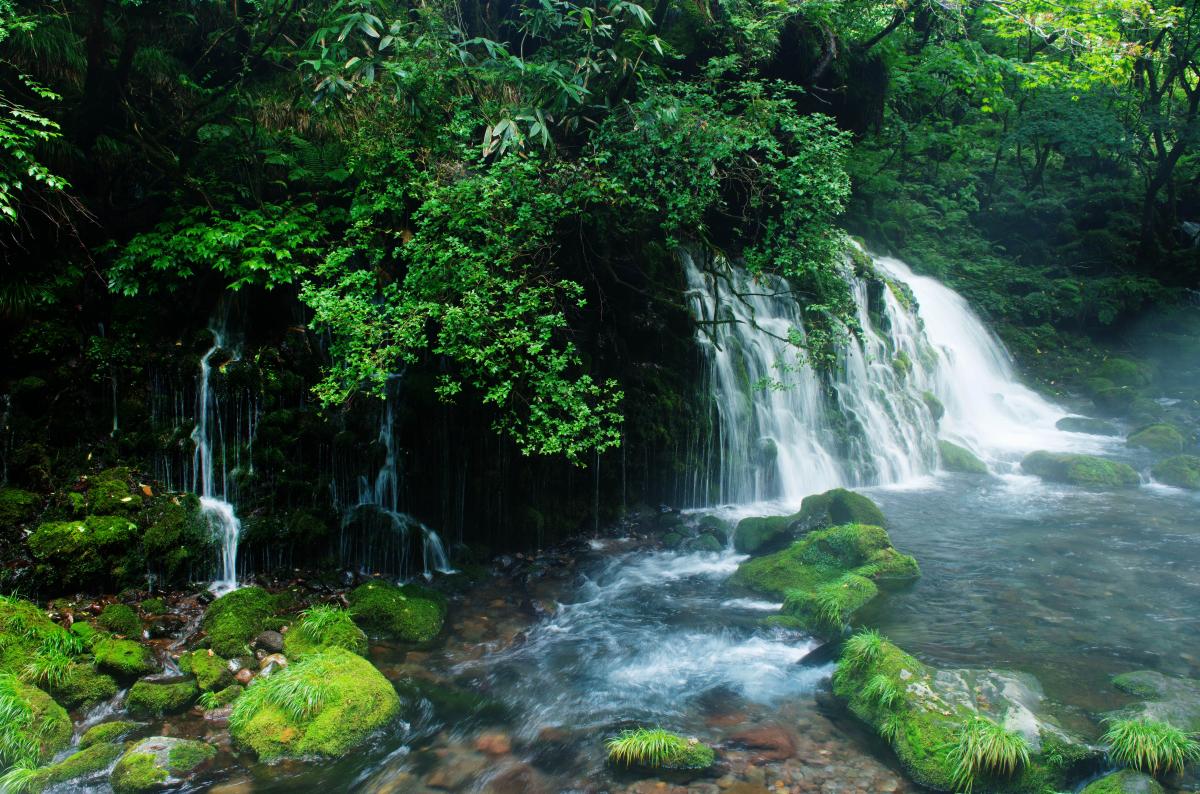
<box><xmin>1126</xmin><ymin>423</ymin><xmax>1185</xmax><ymax>454</ymax></box>
<box><xmin>1107</xmin><ymin>670</ymin><xmax>1200</xmax><ymax>731</ymax></box>
<box><xmin>733</xmin><ymin>488</ymin><xmax>885</xmax><ymax>555</ymax></box>
<box><xmin>937</xmin><ymin>440</ymin><xmax>988</xmax><ymax>474</ymax></box>
<box><xmin>1081</xmin><ymin>770</ymin><xmax>1164</xmax><ymax>794</ymax></box>
<box><xmin>110</xmin><ymin>737</ymin><xmax>216</xmax><ymax>794</ymax></box>
<box><xmin>253</xmin><ymin>630</ymin><xmax>284</xmax><ymax>653</ymax></box>
<box><xmin>1056</xmin><ymin>416</ymin><xmax>1120</xmax><ymax>436</ymax></box>
<box><xmin>1021</xmin><ymin>450</ymin><xmax>1140</xmax><ymax>488</ymax></box>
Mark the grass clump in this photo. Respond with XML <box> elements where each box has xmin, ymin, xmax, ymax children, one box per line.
<box><xmin>197</xmin><ymin>690</ymin><xmax>221</xmax><ymax>710</ymax></box>
<box><xmin>19</xmin><ymin>649</ymin><xmax>72</xmax><ymax>691</ymax></box>
<box><xmin>283</xmin><ymin>604</ymin><xmax>367</xmax><ymax>658</ymax></box>
<box><xmin>1102</xmin><ymin>718</ymin><xmax>1200</xmax><ymax>778</ymax></box>
<box><xmin>946</xmin><ymin>715</ymin><xmax>1031</xmax><ymax>793</ymax></box>
<box><xmin>0</xmin><ymin>673</ymin><xmax>71</xmax><ymax>767</ymax></box>
<box><xmin>841</xmin><ymin>628</ymin><xmax>885</xmax><ymax>672</ymax></box>
<box><xmin>605</xmin><ymin>727</ymin><xmax>715</xmax><ymax>770</ymax></box>
<box><xmin>863</xmin><ymin>674</ymin><xmax>905</xmax><ymax>710</ymax></box>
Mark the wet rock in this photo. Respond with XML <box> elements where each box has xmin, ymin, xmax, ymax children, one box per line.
<box><xmin>253</xmin><ymin>630</ymin><xmax>284</xmax><ymax>653</ymax></box>
<box><xmin>1107</xmin><ymin>670</ymin><xmax>1200</xmax><ymax>730</ymax></box>
<box><xmin>937</xmin><ymin>440</ymin><xmax>988</xmax><ymax>474</ymax></box>
<box><xmin>1080</xmin><ymin>770</ymin><xmax>1164</xmax><ymax>794</ymax></box>
<box><xmin>1021</xmin><ymin>450</ymin><xmax>1140</xmax><ymax>488</ymax></box>
<box><xmin>482</xmin><ymin>762</ymin><xmax>548</xmax><ymax>794</ymax></box>
<box><xmin>259</xmin><ymin>652</ymin><xmax>288</xmax><ymax>670</ymax></box>
<box><xmin>474</xmin><ymin>731</ymin><xmax>512</xmax><ymax>756</ymax></box>
<box><xmin>1057</xmin><ymin>416</ymin><xmax>1120</xmax><ymax>436</ymax></box>
<box><xmin>234</xmin><ymin>668</ymin><xmax>254</xmax><ymax>685</ymax></box>
<box><xmin>426</xmin><ymin>749</ymin><xmax>488</xmax><ymax>788</ymax></box>
<box><xmin>110</xmin><ymin>736</ymin><xmax>216</xmax><ymax>794</ymax></box>
<box><xmin>125</xmin><ymin>678</ymin><xmax>199</xmax><ymax>717</ymax></box>
<box><xmin>726</xmin><ymin>726</ymin><xmax>797</xmax><ymax>762</ymax></box>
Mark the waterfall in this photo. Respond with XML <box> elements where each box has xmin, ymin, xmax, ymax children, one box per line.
<box><xmin>684</xmin><ymin>245</ymin><xmax>1088</xmax><ymax>506</ymax></box>
<box><xmin>338</xmin><ymin>377</ymin><xmax>454</xmax><ymax>580</ymax></box>
<box><xmin>193</xmin><ymin>324</ymin><xmax>243</xmax><ymax>594</ymax></box>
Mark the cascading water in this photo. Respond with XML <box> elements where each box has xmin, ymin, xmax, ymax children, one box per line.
<box><xmin>684</xmin><ymin>245</ymin><xmax>1101</xmax><ymax>506</ymax></box>
<box><xmin>338</xmin><ymin>377</ymin><xmax>454</xmax><ymax>579</ymax></box>
<box><xmin>193</xmin><ymin>325</ymin><xmax>243</xmax><ymax>594</ymax></box>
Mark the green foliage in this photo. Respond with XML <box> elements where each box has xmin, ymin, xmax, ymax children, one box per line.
<box><xmin>201</xmin><ymin>586</ymin><xmax>276</xmax><ymax>657</ymax></box>
<box><xmin>229</xmin><ymin>665</ymin><xmax>331</xmax><ymax>735</ymax></box>
<box><xmin>285</xmin><ymin>604</ymin><xmax>368</xmax><ymax>658</ymax></box>
<box><xmin>863</xmin><ymin>673</ymin><xmax>904</xmax><ymax>710</ymax></box>
<box><xmin>842</xmin><ymin>628</ymin><xmax>885</xmax><ymax>672</ymax></box>
<box><xmin>19</xmin><ymin>648</ymin><xmax>71</xmax><ymax>691</ymax></box>
<box><xmin>946</xmin><ymin>715</ymin><xmax>1031</xmax><ymax>793</ymax></box>
<box><xmin>1101</xmin><ymin>718</ymin><xmax>1200</xmax><ymax>778</ymax></box>
<box><xmin>98</xmin><ymin>604</ymin><xmax>141</xmax><ymax>638</ymax></box>
<box><xmin>605</xmin><ymin>727</ymin><xmax>714</xmax><ymax>769</ymax></box>
<box><xmin>346</xmin><ymin>581</ymin><xmax>445</xmax><ymax>643</ymax></box>
<box><xmin>197</xmin><ymin>690</ymin><xmax>221</xmax><ymax>710</ymax></box>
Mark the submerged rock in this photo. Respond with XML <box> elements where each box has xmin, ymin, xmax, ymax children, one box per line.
<box><xmin>110</xmin><ymin>737</ymin><xmax>216</xmax><ymax>794</ymax></box>
<box><xmin>1056</xmin><ymin>416</ymin><xmax>1120</xmax><ymax>436</ymax></box>
<box><xmin>938</xmin><ymin>440</ymin><xmax>988</xmax><ymax>474</ymax></box>
<box><xmin>348</xmin><ymin>581</ymin><xmax>446</xmax><ymax>643</ymax></box>
<box><xmin>1021</xmin><ymin>451</ymin><xmax>1140</xmax><ymax>488</ymax></box>
<box><xmin>833</xmin><ymin>634</ymin><xmax>1098</xmax><ymax>792</ymax></box>
<box><xmin>733</xmin><ymin>488</ymin><xmax>885</xmax><ymax>555</ymax></box>
<box><xmin>1150</xmin><ymin>454</ymin><xmax>1200</xmax><ymax>489</ymax></box>
<box><xmin>730</xmin><ymin>523</ymin><xmax>918</xmax><ymax>637</ymax></box>
<box><xmin>1080</xmin><ymin>770</ymin><xmax>1164</xmax><ymax>794</ymax></box>
<box><xmin>229</xmin><ymin>647</ymin><xmax>401</xmax><ymax>761</ymax></box>
<box><xmin>1127</xmin><ymin>423</ymin><xmax>1185</xmax><ymax>454</ymax></box>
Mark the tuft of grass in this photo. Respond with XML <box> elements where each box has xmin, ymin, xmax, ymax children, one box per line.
<box><xmin>863</xmin><ymin>673</ymin><xmax>904</xmax><ymax>710</ymax></box>
<box><xmin>1102</xmin><ymin>717</ymin><xmax>1200</xmax><ymax>778</ymax></box>
<box><xmin>35</xmin><ymin>630</ymin><xmax>83</xmax><ymax>658</ymax></box>
<box><xmin>19</xmin><ymin>650</ymin><xmax>72</xmax><ymax>691</ymax></box>
<box><xmin>879</xmin><ymin>711</ymin><xmax>905</xmax><ymax>743</ymax></box>
<box><xmin>0</xmin><ymin>760</ymin><xmax>39</xmax><ymax>794</ymax></box>
<box><xmin>842</xmin><ymin>628</ymin><xmax>885</xmax><ymax>671</ymax></box>
<box><xmin>228</xmin><ymin>664</ymin><xmax>333</xmax><ymax>735</ymax></box>
<box><xmin>946</xmin><ymin>715</ymin><xmax>1031</xmax><ymax>793</ymax></box>
<box><xmin>296</xmin><ymin>604</ymin><xmax>347</xmax><ymax>643</ymax></box>
<box><xmin>0</xmin><ymin>675</ymin><xmax>38</xmax><ymax>768</ymax></box>
<box><xmin>197</xmin><ymin>691</ymin><xmax>221</xmax><ymax>711</ymax></box>
<box><xmin>606</xmin><ymin>727</ymin><xmax>700</xmax><ymax>769</ymax></box>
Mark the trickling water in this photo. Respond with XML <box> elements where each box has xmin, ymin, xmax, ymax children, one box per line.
<box><xmin>193</xmin><ymin>324</ymin><xmax>243</xmax><ymax>594</ymax></box>
<box><xmin>338</xmin><ymin>377</ymin><xmax>454</xmax><ymax>580</ymax></box>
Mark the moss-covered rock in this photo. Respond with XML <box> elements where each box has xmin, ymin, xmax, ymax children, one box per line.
<box><xmin>139</xmin><ymin>598</ymin><xmax>166</xmax><ymax>615</ymax></box>
<box><xmin>50</xmin><ymin>662</ymin><xmax>119</xmax><ymax>709</ymax></box>
<box><xmin>26</xmin><ymin>515</ymin><xmax>140</xmax><ymax>590</ymax></box>
<box><xmin>99</xmin><ymin>604</ymin><xmax>142</xmax><ymax>638</ymax></box>
<box><xmin>730</xmin><ymin>523</ymin><xmax>918</xmax><ymax>637</ymax></box>
<box><xmin>177</xmin><ymin>649</ymin><xmax>233</xmax><ymax>691</ymax></box>
<box><xmin>733</xmin><ymin>488</ymin><xmax>885</xmax><ymax>556</ymax></box>
<box><xmin>1056</xmin><ymin>416</ymin><xmax>1120</xmax><ymax>436</ymax></box>
<box><xmin>284</xmin><ymin>608</ymin><xmax>368</xmax><ymax>659</ymax></box>
<box><xmin>86</xmin><ymin>469</ymin><xmax>141</xmax><ymax>515</ymax></box>
<box><xmin>140</xmin><ymin>493</ymin><xmax>212</xmax><ymax>586</ymax></box>
<box><xmin>348</xmin><ymin>581</ymin><xmax>446</xmax><ymax>643</ymax></box>
<box><xmin>125</xmin><ymin>678</ymin><xmax>199</xmax><ymax>717</ymax></box>
<box><xmin>938</xmin><ymin>440</ymin><xmax>988</xmax><ymax>474</ymax></box>
<box><xmin>1126</xmin><ymin>423</ymin><xmax>1185</xmax><ymax>454</ymax></box>
<box><xmin>201</xmin><ymin>586</ymin><xmax>276</xmax><ymax>657</ymax></box>
<box><xmin>0</xmin><ymin>486</ymin><xmax>39</xmax><ymax>529</ymax></box>
<box><xmin>1150</xmin><ymin>454</ymin><xmax>1200</xmax><ymax>489</ymax></box>
<box><xmin>0</xmin><ymin>596</ymin><xmax>72</xmax><ymax>676</ymax></box>
<box><xmin>94</xmin><ymin>638</ymin><xmax>158</xmax><ymax>678</ymax></box>
<box><xmin>921</xmin><ymin>391</ymin><xmax>945</xmax><ymax>422</ymax></box>
<box><xmin>1094</xmin><ymin>358</ymin><xmax>1152</xmax><ymax>388</ymax></box>
<box><xmin>1080</xmin><ymin>770</ymin><xmax>1164</xmax><ymax>794</ymax></box>
<box><xmin>27</xmin><ymin>740</ymin><xmax>124</xmax><ymax>792</ymax></box>
<box><xmin>1106</xmin><ymin>671</ymin><xmax>1200</xmax><ymax>732</ymax></box>
<box><xmin>1093</xmin><ymin>386</ymin><xmax>1138</xmax><ymax>415</ymax></box>
<box><xmin>110</xmin><ymin>737</ymin><xmax>215</xmax><ymax>794</ymax></box>
<box><xmin>833</xmin><ymin>635</ymin><xmax>1098</xmax><ymax>793</ymax></box>
<box><xmin>1021</xmin><ymin>451</ymin><xmax>1140</xmax><ymax>488</ymax></box>
<box><xmin>0</xmin><ymin>677</ymin><xmax>72</xmax><ymax>764</ymax></box>
<box><xmin>79</xmin><ymin>720</ymin><xmax>142</xmax><ymax>749</ymax></box>
<box><xmin>213</xmin><ymin>683</ymin><xmax>243</xmax><ymax>706</ymax></box>
<box><xmin>230</xmin><ymin>648</ymin><xmax>402</xmax><ymax>761</ymax></box>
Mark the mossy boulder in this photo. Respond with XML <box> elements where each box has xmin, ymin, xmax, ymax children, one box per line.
<box><xmin>0</xmin><ymin>486</ymin><xmax>39</xmax><ymax>529</ymax></box>
<box><xmin>348</xmin><ymin>581</ymin><xmax>446</xmax><ymax>643</ymax></box>
<box><xmin>178</xmin><ymin>649</ymin><xmax>233</xmax><ymax>691</ymax></box>
<box><xmin>26</xmin><ymin>516</ymin><xmax>140</xmax><ymax>590</ymax></box>
<box><xmin>0</xmin><ymin>678</ymin><xmax>72</xmax><ymax>764</ymax></box>
<box><xmin>0</xmin><ymin>596</ymin><xmax>72</xmax><ymax>676</ymax></box>
<box><xmin>94</xmin><ymin>638</ymin><xmax>158</xmax><ymax>678</ymax></box>
<box><xmin>1094</xmin><ymin>358</ymin><xmax>1151</xmax><ymax>388</ymax></box>
<box><xmin>110</xmin><ymin>737</ymin><xmax>215</xmax><ymax>794</ymax></box>
<box><xmin>1126</xmin><ymin>423</ymin><xmax>1185</xmax><ymax>455</ymax></box>
<box><xmin>26</xmin><ymin>740</ymin><xmax>125</xmax><ymax>793</ymax></box>
<box><xmin>1080</xmin><ymin>770</ymin><xmax>1164</xmax><ymax>794</ymax></box>
<box><xmin>80</xmin><ymin>720</ymin><xmax>142</xmax><ymax>749</ymax></box>
<box><xmin>140</xmin><ymin>493</ymin><xmax>212</xmax><ymax>586</ymax></box>
<box><xmin>833</xmin><ymin>636</ymin><xmax>1098</xmax><ymax>793</ymax></box>
<box><xmin>1106</xmin><ymin>671</ymin><xmax>1200</xmax><ymax>732</ymax></box>
<box><xmin>99</xmin><ymin>604</ymin><xmax>142</xmax><ymax>638</ymax></box>
<box><xmin>921</xmin><ymin>391</ymin><xmax>945</xmax><ymax>422</ymax></box>
<box><xmin>201</xmin><ymin>586</ymin><xmax>276</xmax><ymax>657</ymax></box>
<box><xmin>1093</xmin><ymin>386</ymin><xmax>1138</xmax><ymax>415</ymax></box>
<box><xmin>229</xmin><ymin>648</ymin><xmax>401</xmax><ymax>761</ymax></box>
<box><xmin>1021</xmin><ymin>451</ymin><xmax>1140</xmax><ymax>488</ymax></box>
<box><xmin>1056</xmin><ymin>416</ymin><xmax>1120</xmax><ymax>436</ymax></box>
<box><xmin>51</xmin><ymin>663</ymin><xmax>119</xmax><ymax>709</ymax></box>
<box><xmin>139</xmin><ymin>597</ymin><xmax>166</xmax><ymax>615</ymax></box>
<box><xmin>730</xmin><ymin>523</ymin><xmax>918</xmax><ymax>637</ymax></box>
<box><xmin>1150</xmin><ymin>454</ymin><xmax>1200</xmax><ymax>489</ymax></box>
<box><xmin>938</xmin><ymin>440</ymin><xmax>988</xmax><ymax>474</ymax></box>
<box><xmin>283</xmin><ymin>609</ymin><xmax>368</xmax><ymax>659</ymax></box>
<box><xmin>86</xmin><ymin>469</ymin><xmax>141</xmax><ymax>515</ymax></box>
<box><xmin>733</xmin><ymin>488</ymin><xmax>885</xmax><ymax>556</ymax></box>
<box><xmin>125</xmin><ymin>678</ymin><xmax>199</xmax><ymax>717</ymax></box>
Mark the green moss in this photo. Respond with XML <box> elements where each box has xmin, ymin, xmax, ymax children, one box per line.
<box><xmin>27</xmin><ymin>741</ymin><xmax>124</xmax><ymax>791</ymax></box>
<box><xmin>110</xmin><ymin>752</ymin><xmax>167</xmax><ymax>794</ymax></box>
<box><xmin>938</xmin><ymin>440</ymin><xmax>989</xmax><ymax>474</ymax></box>
<box><xmin>1056</xmin><ymin>416</ymin><xmax>1120</xmax><ymax>435</ymax></box>
<box><xmin>1127</xmin><ymin>423</ymin><xmax>1185</xmax><ymax>455</ymax></box>
<box><xmin>214</xmin><ymin>684</ymin><xmax>243</xmax><ymax>706</ymax></box>
<box><xmin>87</xmin><ymin>475</ymin><xmax>139</xmax><ymax>515</ymax></box>
<box><xmin>166</xmin><ymin>739</ymin><xmax>216</xmax><ymax>771</ymax></box>
<box><xmin>605</xmin><ymin>727</ymin><xmax>715</xmax><ymax>770</ymax></box>
<box><xmin>733</xmin><ymin>514</ymin><xmax>798</xmax><ymax>555</ymax></box>
<box><xmin>93</xmin><ymin>638</ymin><xmax>157</xmax><ymax>678</ymax></box>
<box><xmin>921</xmin><ymin>391</ymin><xmax>945</xmax><ymax>422</ymax></box>
<box><xmin>691</xmin><ymin>533</ymin><xmax>723</xmax><ymax>552</ymax></box>
<box><xmin>50</xmin><ymin>663</ymin><xmax>118</xmax><ymax>709</ymax></box>
<box><xmin>1080</xmin><ymin>770</ymin><xmax>1165</xmax><ymax>794</ymax></box>
<box><xmin>140</xmin><ymin>494</ymin><xmax>212</xmax><ymax>587</ymax></box>
<box><xmin>79</xmin><ymin>720</ymin><xmax>141</xmax><ymax>749</ymax></box>
<box><xmin>1093</xmin><ymin>386</ymin><xmax>1138</xmax><ymax>415</ymax></box>
<box><xmin>69</xmin><ymin>621</ymin><xmax>98</xmax><ymax>645</ymax></box>
<box><xmin>661</xmin><ymin>531</ymin><xmax>683</xmax><ymax>549</ymax></box>
<box><xmin>0</xmin><ymin>677</ymin><xmax>72</xmax><ymax>765</ymax></box>
<box><xmin>201</xmin><ymin>586</ymin><xmax>276</xmax><ymax>657</ymax></box>
<box><xmin>734</xmin><ymin>488</ymin><xmax>885</xmax><ymax>556</ymax></box>
<box><xmin>1021</xmin><ymin>451</ymin><xmax>1140</xmax><ymax>488</ymax></box>
<box><xmin>1095</xmin><ymin>358</ymin><xmax>1151</xmax><ymax>388</ymax></box>
<box><xmin>283</xmin><ymin>608</ymin><xmax>368</xmax><ymax>659</ymax></box>
<box><xmin>177</xmin><ymin>650</ymin><xmax>232</xmax><ymax>691</ymax></box>
<box><xmin>1150</xmin><ymin>454</ymin><xmax>1200</xmax><ymax>489</ymax></box>
<box><xmin>0</xmin><ymin>597</ymin><xmax>71</xmax><ymax>677</ymax></box>
<box><xmin>347</xmin><ymin>581</ymin><xmax>445</xmax><ymax>643</ymax></box>
<box><xmin>124</xmin><ymin>678</ymin><xmax>198</xmax><ymax>717</ymax></box>
<box><xmin>731</xmin><ymin>523</ymin><xmax>918</xmax><ymax>636</ymax></box>
<box><xmin>26</xmin><ymin>516</ymin><xmax>139</xmax><ymax>589</ymax></box>
<box><xmin>0</xmin><ymin>487</ymin><xmax>39</xmax><ymax>529</ymax></box>
<box><xmin>139</xmin><ymin>598</ymin><xmax>166</xmax><ymax>614</ymax></box>
<box><xmin>230</xmin><ymin>648</ymin><xmax>401</xmax><ymax>761</ymax></box>
<box><xmin>99</xmin><ymin>604</ymin><xmax>141</xmax><ymax>638</ymax></box>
